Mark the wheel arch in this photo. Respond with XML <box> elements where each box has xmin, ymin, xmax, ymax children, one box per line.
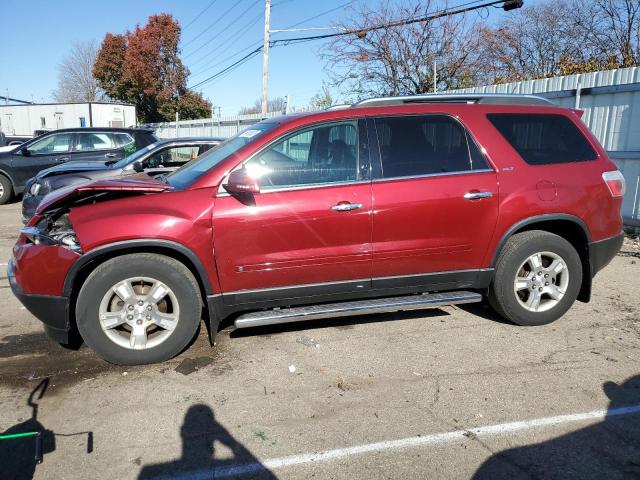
<box><xmin>0</xmin><ymin>167</ymin><xmax>16</xmax><ymax>187</ymax></box>
<box><xmin>491</xmin><ymin>214</ymin><xmax>592</xmax><ymax>302</ymax></box>
<box><xmin>64</xmin><ymin>240</ymin><xmax>216</xmax><ymax>340</ymax></box>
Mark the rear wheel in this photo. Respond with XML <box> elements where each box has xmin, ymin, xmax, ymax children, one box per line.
<box><xmin>76</xmin><ymin>253</ymin><xmax>202</xmax><ymax>365</ymax></box>
<box><xmin>489</xmin><ymin>230</ymin><xmax>582</xmax><ymax>326</ymax></box>
<box><xmin>0</xmin><ymin>175</ymin><xmax>13</xmax><ymax>205</ymax></box>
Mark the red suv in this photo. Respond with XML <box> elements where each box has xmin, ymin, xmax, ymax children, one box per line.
<box><xmin>8</xmin><ymin>94</ymin><xmax>625</xmax><ymax>365</ymax></box>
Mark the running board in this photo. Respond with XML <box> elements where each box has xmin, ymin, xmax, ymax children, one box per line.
<box><xmin>234</xmin><ymin>291</ymin><xmax>482</xmax><ymax>329</ymax></box>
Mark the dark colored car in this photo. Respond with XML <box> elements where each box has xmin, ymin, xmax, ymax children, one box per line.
<box><xmin>0</xmin><ymin>127</ymin><xmax>157</xmax><ymax>204</ymax></box>
<box><xmin>8</xmin><ymin>94</ymin><xmax>625</xmax><ymax>365</ymax></box>
<box><xmin>21</xmin><ymin>137</ymin><xmax>223</xmax><ymax>222</ymax></box>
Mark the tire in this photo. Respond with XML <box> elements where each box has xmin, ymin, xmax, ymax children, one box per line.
<box><xmin>76</xmin><ymin>253</ymin><xmax>202</xmax><ymax>365</ymax></box>
<box><xmin>0</xmin><ymin>175</ymin><xmax>13</xmax><ymax>205</ymax></box>
<box><xmin>488</xmin><ymin>230</ymin><xmax>582</xmax><ymax>326</ymax></box>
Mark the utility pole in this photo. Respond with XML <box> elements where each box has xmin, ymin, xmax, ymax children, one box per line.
<box><xmin>433</xmin><ymin>61</ymin><xmax>437</xmax><ymax>93</ymax></box>
<box><xmin>261</xmin><ymin>0</ymin><xmax>271</xmax><ymax>117</ymax></box>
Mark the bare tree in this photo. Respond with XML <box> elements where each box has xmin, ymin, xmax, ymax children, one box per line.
<box><xmin>593</xmin><ymin>0</ymin><xmax>640</xmax><ymax>66</ymax></box>
<box><xmin>322</xmin><ymin>0</ymin><xmax>484</xmax><ymax>100</ymax></box>
<box><xmin>310</xmin><ymin>85</ymin><xmax>335</xmax><ymax>110</ymax></box>
<box><xmin>53</xmin><ymin>41</ymin><xmax>106</xmax><ymax>102</ymax></box>
<box><xmin>476</xmin><ymin>1</ymin><xmax>608</xmax><ymax>82</ymax></box>
<box><xmin>239</xmin><ymin>97</ymin><xmax>287</xmax><ymax>115</ymax></box>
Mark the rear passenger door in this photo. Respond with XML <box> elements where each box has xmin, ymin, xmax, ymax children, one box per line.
<box><xmin>72</xmin><ymin>132</ymin><xmax>129</xmax><ymax>162</ymax></box>
<box><xmin>369</xmin><ymin>114</ymin><xmax>499</xmax><ymax>287</ymax></box>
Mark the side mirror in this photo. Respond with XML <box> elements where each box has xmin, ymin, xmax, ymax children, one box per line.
<box><xmin>21</xmin><ymin>147</ymin><xmax>31</xmax><ymax>157</ymax></box>
<box><xmin>223</xmin><ymin>168</ymin><xmax>260</xmax><ymax>195</ymax></box>
<box><xmin>132</xmin><ymin>160</ymin><xmax>145</xmax><ymax>173</ymax></box>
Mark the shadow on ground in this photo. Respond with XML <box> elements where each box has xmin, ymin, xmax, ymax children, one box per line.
<box><xmin>0</xmin><ymin>378</ymin><xmax>93</xmax><ymax>479</ymax></box>
<box><xmin>0</xmin><ymin>379</ymin><xmax>54</xmax><ymax>479</ymax></box>
<box><xmin>139</xmin><ymin>404</ymin><xmax>277</xmax><ymax>479</ymax></box>
<box><xmin>474</xmin><ymin>374</ymin><xmax>640</xmax><ymax>479</ymax></box>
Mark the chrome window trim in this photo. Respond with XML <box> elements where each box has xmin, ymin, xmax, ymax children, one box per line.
<box><xmin>370</xmin><ymin>112</ymin><xmax>496</xmax><ymax>179</ymax></box>
<box><xmin>371</xmin><ymin>168</ymin><xmax>494</xmax><ymax>183</ymax></box>
<box><xmin>217</xmin><ymin>179</ymin><xmax>371</xmax><ymax>197</ymax></box>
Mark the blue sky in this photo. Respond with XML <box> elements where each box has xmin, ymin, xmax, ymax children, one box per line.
<box><xmin>1</xmin><ymin>0</ymin><xmax>537</xmax><ymax>115</ymax></box>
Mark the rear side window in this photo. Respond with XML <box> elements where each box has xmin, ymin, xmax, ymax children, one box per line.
<box><xmin>74</xmin><ymin>132</ymin><xmax>115</xmax><ymax>151</ymax></box>
<box><xmin>374</xmin><ymin>115</ymin><xmax>490</xmax><ymax>179</ymax></box>
<box><xmin>487</xmin><ymin>113</ymin><xmax>598</xmax><ymax>165</ymax></box>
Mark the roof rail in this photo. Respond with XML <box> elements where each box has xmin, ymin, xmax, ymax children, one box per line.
<box><xmin>352</xmin><ymin>93</ymin><xmax>553</xmax><ymax>108</ymax></box>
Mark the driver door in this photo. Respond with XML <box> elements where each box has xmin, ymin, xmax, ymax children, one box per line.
<box><xmin>212</xmin><ymin>120</ymin><xmax>373</xmax><ymax>305</ymax></box>
<box><xmin>11</xmin><ymin>132</ymin><xmax>74</xmax><ymax>187</ymax></box>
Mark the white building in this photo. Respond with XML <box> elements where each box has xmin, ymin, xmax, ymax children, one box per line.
<box><xmin>0</xmin><ymin>102</ymin><xmax>137</xmax><ymax>136</ymax></box>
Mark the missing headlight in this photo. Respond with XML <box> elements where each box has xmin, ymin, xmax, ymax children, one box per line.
<box><xmin>22</xmin><ymin>213</ymin><xmax>82</xmax><ymax>252</ymax></box>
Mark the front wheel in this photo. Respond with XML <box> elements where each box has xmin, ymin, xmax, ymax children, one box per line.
<box><xmin>489</xmin><ymin>230</ymin><xmax>582</xmax><ymax>326</ymax></box>
<box><xmin>76</xmin><ymin>253</ymin><xmax>202</xmax><ymax>365</ymax></box>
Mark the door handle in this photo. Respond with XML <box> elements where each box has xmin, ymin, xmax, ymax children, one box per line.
<box><xmin>55</xmin><ymin>156</ymin><xmax>70</xmax><ymax>162</ymax></box>
<box><xmin>105</xmin><ymin>153</ymin><xmax>118</xmax><ymax>158</ymax></box>
<box><xmin>331</xmin><ymin>202</ymin><xmax>363</xmax><ymax>212</ymax></box>
<box><xmin>464</xmin><ymin>191</ymin><xmax>493</xmax><ymax>200</ymax></box>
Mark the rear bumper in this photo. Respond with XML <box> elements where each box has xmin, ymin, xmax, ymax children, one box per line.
<box><xmin>589</xmin><ymin>232</ymin><xmax>624</xmax><ymax>276</ymax></box>
<box><xmin>8</xmin><ymin>260</ymin><xmax>70</xmax><ymax>344</ymax></box>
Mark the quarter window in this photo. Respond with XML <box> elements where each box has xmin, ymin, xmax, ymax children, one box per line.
<box><xmin>487</xmin><ymin>113</ymin><xmax>598</xmax><ymax>165</ymax></box>
<box><xmin>374</xmin><ymin>115</ymin><xmax>489</xmax><ymax>179</ymax></box>
<box><xmin>74</xmin><ymin>132</ymin><xmax>116</xmax><ymax>151</ymax></box>
<box><xmin>28</xmin><ymin>133</ymin><xmax>73</xmax><ymax>154</ymax></box>
<box><xmin>112</xmin><ymin>133</ymin><xmax>135</xmax><ymax>148</ymax></box>
<box><xmin>246</xmin><ymin>121</ymin><xmax>360</xmax><ymax>189</ymax></box>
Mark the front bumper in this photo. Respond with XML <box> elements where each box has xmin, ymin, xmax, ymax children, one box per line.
<box><xmin>8</xmin><ymin>260</ymin><xmax>71</xmax><ymax>344</ymax></box>
<box><xmin>589</xmin><ymin>231</ymin><xmax>624</xmax><ymax>276</ymax></box>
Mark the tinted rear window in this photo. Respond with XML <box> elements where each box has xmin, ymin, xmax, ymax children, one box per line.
<box><xmin>487</xmin><ymin>113</ymin><xmax>598</xmax><ymax>165</ymax></box>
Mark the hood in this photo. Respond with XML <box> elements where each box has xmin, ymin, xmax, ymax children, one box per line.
<box><xmin>37</xmin><ymin>160</ymin><xmax>111</xmax><ymax>178</ymax></box>
<box><xmin>0</xmin><ymin>145</ymin><xmax>18</xmax><ymax>153</ymax></box>
<box><xmin>35</xmin><ymin>173</ymin><xmax>172</xmax><ymax>215</ymax></box>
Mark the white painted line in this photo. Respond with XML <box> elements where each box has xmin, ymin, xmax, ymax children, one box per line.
<box><xmin>150</xmin><ymin>404</ymin><xmax>640</xmax><ymax>480</ymax></box>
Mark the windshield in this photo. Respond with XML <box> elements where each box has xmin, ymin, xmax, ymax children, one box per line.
<box><xmin>111</xmin><ymin>142</ymin><xmax>158</xmax><ymax>169</ymax></box>
<box><xmin>167</xmin><ymin>122</ymin><xmax>278</xmax><ymax>189</ymax></box>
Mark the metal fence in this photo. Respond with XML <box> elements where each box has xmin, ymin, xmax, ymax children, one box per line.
<box><xmin>145</xmin><ymin>112</ymin><xmax>282</xmax><ymax>139</ymax></box>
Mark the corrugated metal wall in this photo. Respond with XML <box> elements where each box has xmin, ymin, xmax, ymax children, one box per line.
<box><xmin>449</xmin><ymin>67</ymin><xmax>640</xmax><ymax>226</ymax></box>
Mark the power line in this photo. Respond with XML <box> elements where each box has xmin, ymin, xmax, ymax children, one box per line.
<box><xmin>188</xmin><ymin>0</ymin><xmax>514</xmax><ymax>90</ymax></box>
<box><xmin>182</xmin><ymin>0</ymin><xmax>247</xmax><ymax>50</ymax></box>
<box><xmin>182</xmin><ymin>0</ymin><xmax>218</xmax><ymax>31</ymax></box>
<box><xmin>187</xmin><ymin>0</ymin><xmax>293</xmax><ymax>76</ymax></box>
<box><xmin>184</xmin><ymin>0</ymin><xmax>262</xmax><ymax>61</ymax></box>
<box><xmin>188</xmin><ymin>9</ymin><xmax>264</xmax><ymax>69</ymax></box>
<box><xmin>270</xmin><ymin>0</ymin><xmax>358</xmax><ymax>32</ymax></box>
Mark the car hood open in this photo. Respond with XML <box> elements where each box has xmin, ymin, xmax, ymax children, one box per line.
<box><xmin>35</xmin><ymin>174</ymin><xmax>172</xmax><ymax>215</ymax></box>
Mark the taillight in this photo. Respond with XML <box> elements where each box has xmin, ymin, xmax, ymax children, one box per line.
<box><xmin>602</xmin><ymin>170</ymin><xmax>625</xmax><ymax>197</ymax></box>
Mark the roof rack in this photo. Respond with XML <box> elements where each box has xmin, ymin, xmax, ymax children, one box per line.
<box><xmin>352</xmin><ymin>93</ymin><xmax>553</xmax><ymax>108</ymax></box>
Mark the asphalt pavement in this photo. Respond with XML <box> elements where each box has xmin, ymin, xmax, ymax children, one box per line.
<box><xmin>1</xmin><ymin>201</ymin><xmax>639</xmax><ymax>479</ymax></box>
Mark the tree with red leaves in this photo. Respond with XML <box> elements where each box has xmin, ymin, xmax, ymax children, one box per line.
<box><xmin>93</xmin><ymin>14</ymin><xmax>211</xmax><ymax>123</ymax></box>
